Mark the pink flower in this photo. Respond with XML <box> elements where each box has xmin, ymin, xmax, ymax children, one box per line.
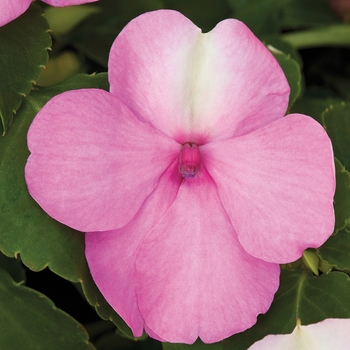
<box><xmin>0</xmin><ymin>0</ymin><xmax>98</xmax><ymax>27</ymax></box>
<box><xmin>25</xmin><ymin>10</ymin><xmax>335</xmax><ymax>344</ymax></box>
<box><xmin>329</xmin><ymin>0</ymin><xmax>350</xmax><ymax>21</ymax></box>
<box><xmin>248</xmin><ymin>318</ymin><xmax>350</xmax><ymax>349</ymax></box>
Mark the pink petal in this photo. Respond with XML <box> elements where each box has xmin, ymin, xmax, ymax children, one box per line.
<box><xmin>202</xmin><ymin>114</ymin><xmax>335</xmax><ymax>263</ymax></box>
<box><xmin>42</xmin><ymin>0</ymin><xmax>98</xmax><ymax>6</ymax></box>
<box><xmin>134</xmin><ymin>165</ymin><xmax>280</xmax><ymax>344</ymax></box>
<box><xmin>0</xmin><ymin>0</ymin><xmax>31</xmax><ymax>27</ymax></box>
<box><xmin>25</xmin><ymin>89</ymin><xmax>179</xmax><ymax>232</ymax></box>
<box><xmin>108</xmin><ymin>10</ymin><xmax>290</xmax><ymax>144</ymax></box>
<box><xmin>248</xmin><ymin>318</ymin><xmax>350</xmax><ymax>349</ymax></box>
<box><xmin>85</xmin><ymin>162</ymin><xmax>182</xmax><ymax>337</ymax></box>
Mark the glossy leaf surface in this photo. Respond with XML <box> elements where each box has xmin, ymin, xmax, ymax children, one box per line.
<box><xmin>0</xmin><ymin>3</ymin><xmax>51</xmax><ymax>134</ymax></box>
<box><xmin>323</xmin><ymin>102</ymin><xmax>350</xmax><ymax>171</ymax></box>
<box><xmin>0</xmin><ymin>268</ymin><xmax>94</xmax><ymax>350</ymax></box>
<box><xmin>317</xmin><ymin>228</ymin><xmax>350</xmax><ymax>271</ymax></box>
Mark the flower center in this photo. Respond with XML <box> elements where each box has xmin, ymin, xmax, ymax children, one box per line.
<box><xmin>178</xmin><ymin>143</ymin><xmax>201</xmax><ymax>179</ymax></box>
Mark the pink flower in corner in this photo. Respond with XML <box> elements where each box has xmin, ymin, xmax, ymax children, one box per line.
<box><xmin>329</xmin><ymin>0</ymin><xmax>350</xmax><ymax>21</ymax></box>
<box><xmin>25</xmin><ymin>10</ymin><xmax>335</xmax><ymax>344</ymax></box>
<box><xmin>248</xmin><ymin>318</ymin><xmax>350</xmax><ymax>349</ymax></box>
<box><xmin>0</xmin><ymin>0</ymin><xmax>98</xmax><ymax>27</ymax></box>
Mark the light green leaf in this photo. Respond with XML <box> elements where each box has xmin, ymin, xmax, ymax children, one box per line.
<box><xmin>317</xmin><ymin>229</ymin><xmax>350</xmax><ymax>272</ymax></box>
<box><xmin>0</xmin><ymin>3</ymin><xmax>51</xmax><ymax>135</ymax></box>
<box><xmin>281</xmin><ymin>24</ymin><xmax>350</xmax><ymax>49</ymax></box>
<box><xmin>45</xmin><ymin>5</ymin><xmax>101</xmax><ymax>35</ymax></box>
<box><xmin>322</xmin><ymin>102</ymin><xmax>350</xmax><ymax>171</ymax></box>
<box><xmin>222</xmin><ymin>269</ymin><xmax>350</xmax><ymax>349</ymax></box>
<box><xmin>302</xmin><ymin>250</ymin><xmax>319</xmax><ymax>276</ymax></box>
<box><xmin>0</xmin><ymin>268</ymin><xmax>95</xmax><ymax>350</ymax></box>
<box><xmin>0</xmin><ymin>73</ymin><xmax>133</xmax><ymax>337</ymax></box>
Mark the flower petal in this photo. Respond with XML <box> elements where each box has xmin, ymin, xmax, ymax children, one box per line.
<box><xmin>25</xmin><ymin>89</ymin><xmax>179</xmax><ymax>232</ymax></box>
<box><xmin>202</xmin><ymin>114</ymin><xmax>335</xmax><ymax>263</ymax></box>
<box><xmin>134</xmin><ymin>166</ymin><xmax>280</xmax><ymax>344</ymax></box>
<box><xmin>248</xmin><ymin>318</ymin><xmax>350</xmax><ymax>349</ymax></box>
<box><xmin>85</xmin><ymin>161</ymin><xmax>182</xmax><ymax>337</ymax></box>
<box><xmin>0</xmin><ymin>0</ymin><xmax>31</xmax><ymax>27</ymax></box>
<box><xmin>42</xmin><ymin>0</ymin><xmax>98</xmax><ymax>6</ymax></box>
<box><xmin>108</xmin><ymin>10</ymin><xmax>290</xmax><ymax>144</ymax></box>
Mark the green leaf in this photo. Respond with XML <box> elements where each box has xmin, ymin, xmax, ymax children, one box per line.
<box><xmin>163</xmin><ymin>340</ymin><xmax>222</xmax><ymax>350</ymax></box>
<box><xmin>90</xmin><ymin>325</ymin><xmax>160</xmax><ymax>350</ymax></box>
<box><xmin>262</xmin><ymin>36</ymin><xmax>303</xmax><ymax>66</ymax></box>
<box><xmin>280</xmin><ymin>0</ymin><xmax>340</xmax><ymax>29</ymax></box>
<box><xmin>281</xmin><ymin>24</ymin><xmax>350</xmax><ymax>49</ymax></box>
<box><xmin>290</xmin><ymin>97</ymin><xmax>340</xmax><ymax>124</ymax></box>
<box><xmin>333</xmin><ymin>158</ymin><xmax>350</xmax><ymax>232</ymax></box>
<box><xmin>0</xmin><ymin>3</ymin><xmax>51</xmax><ymax>135</ymax></box>
<box><xmin>0</xmin><ymin>73</ymin><xmax>133</xmax><ymax>337</ymax></box>
<box><xmin>322</xmin><ymin>102</ymin><xmax>350</xmax><ymax>171</ymax></box>
<box><xmin>71</xmin><ymin>0</ymin><xmax>164</xmax><ymax>67</ymax></box>
<box><xmin>44</xmin><ymin>5</ymin><xmax>101</xmax><ymax>36</ymax></box>
<box><xmin>227</xmin><ymin>0</ymin><xmax>289</xmax><ymax>37</ymax></box>
<box><xmin>0</xmin><ymin>252</ymin><xmax>25</xmax><ymax>284</ymax></box>
<box><xmin>317</xmin><ymin>228</ymin><xmax>350</xmax><ymax>272</ymax></box>
<box><xmin>0</xmin><ymin>268</ymin><xmax>95</xmax><ymax>350</ymax></box>
<box><xmin>222</xmin><ymin>269</ymin><xmax>350</xmax><ymax>350</ymax></box>
<box><xmin>267</xmin><ymin>46</ymin><xmax>301</xmax><ymax>109</ymax></box>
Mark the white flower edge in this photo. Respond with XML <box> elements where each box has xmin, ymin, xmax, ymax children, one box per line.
<box><xmin>248</xmin><ymin>318</ymin><xmax>350</xmax><ymax>350</ymax></box>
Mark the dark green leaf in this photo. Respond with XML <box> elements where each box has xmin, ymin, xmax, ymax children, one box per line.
<box><xmin>322</xmin><ymin>102</ymin><xmax>350</xmax><ymax>171</ymax></box>
<box><xmin>0</xmin><ymin>3</ymin><xmax>51</xmax><ymax>135</ymax></box>
<box><xmin>333</xmin><ymin>159</ymin><xmax>350</xmax><ymax>232</ymax></box>
<box><xmin>0</xmin><ymin>252</ymin><xmax>25</xmax><ymax>283</ymax></box>
<box><xmin>72</xmin><ymin>0</ymin><xmax>164</xmax><ymax>67</ymax></box>
<box><xmin>163</xmin><ymin>340</ymin><xmax>222</xmax><ymax>350</ymax></box>
<box><xmin>91</xmin><ymin>327</ymin><xmax>160</xmax><ymax>350</ymax></box>
<box><xmin>262</xmin><ymin>36</ymin><xmax>303</xmax><ymax>66</ymax></box>
<box><xmin>0</xmin><ymin>73</ymin><xmax>133</xmax><ymax>336</ymax></box>
<box><xmin>222</xmin><ymin>269</ymin><xmax>350</xmax><ymax>349</ymax></box>
<box><xmin>227</xmin><ymin>0</ymin><xmax>289</xmax><ymax>37</ymax></box>
<box><xmin>268</xmin><ymin>46</ymin><xmax>301</xmax><ymax>109</ymax></box>
<box><xmin>290</xmin><ymin>97</ymin><xmax>339</xmax><ymax>124</ymax></box>
<box><xmin>0</xmin><ymin>268</ymin><xmax>94</xmax><ymax>350</ymax></box>
<box><xmin>317</xmin><ymin>228</ymin><xmax>350</xmax><ymax>271</ymax></box>
<box><xmin>280</xmin><ymin>0</ymin><xmax>340</xmax><ymax>29</ymax></box>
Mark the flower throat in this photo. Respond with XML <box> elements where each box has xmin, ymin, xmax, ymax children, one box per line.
<box><xmin>178</xmin><ymin>143</ymin><xmax>201</xmax><ymax>179</ymax></box>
